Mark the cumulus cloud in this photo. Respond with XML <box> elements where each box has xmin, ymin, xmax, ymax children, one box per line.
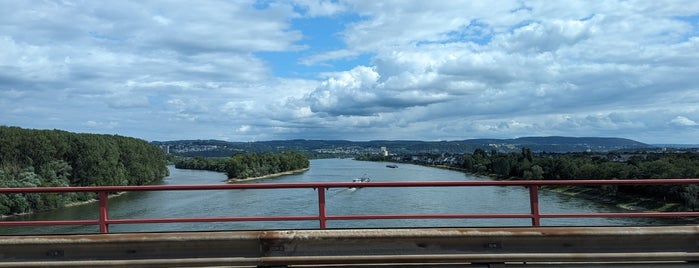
<box><xmin>671</xmin><ymin>116</ymin><xmax>698</xmax><ymax>126</ymax></box>
<box><xmin>495</xmin><ymin>19</ymin><xmax>594</xmax><ymax>53</ymax></box>
<box><xmin>286</xmin><ymin>1</ymin><xmax>699</xmax><ymax>143</ymax></box>
<box><xmin>304</xmin><ymin>65</ymin><xmax>451</xmax><ymax>116</ymax></box>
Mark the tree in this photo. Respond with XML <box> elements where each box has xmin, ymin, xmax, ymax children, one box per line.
<box><xmin>524</xmin><ymin>165</ymin><xmax>544</xmax><ymax>180</ymax></box>
<box><xmin>491</xmin><ymin>154</ymin><xmax>514</xmax><ymax>178</ymax></box>
<box><xmin>0</xmin><ymin>126</ymin><xmax>168</xmax><ymax>215</ymax></box>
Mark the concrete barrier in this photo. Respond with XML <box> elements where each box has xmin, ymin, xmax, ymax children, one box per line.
<box><xmin>1</xmin><ymin>226</ymin><xmax>698</xmax><ymax>267</ymax></box>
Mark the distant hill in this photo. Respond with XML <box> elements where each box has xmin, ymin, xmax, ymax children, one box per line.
<box><xmin>153</xmin><ymin>136</ymin><xmax>653</xmax><ymax>157</ymax></box>
<box><xmin>498</xmin><ymin>136</ymin><xmax>650</xmax><ymax>151</ymax></box>
<box><xmin>513</xmin><ymin>136</ymin><xmax>646</xmax><ymax>145</ymax></box>
<box><xmin>653</xmin><ymin>144</ymin><xmax>699</xmax><ymax>149</ymax></box>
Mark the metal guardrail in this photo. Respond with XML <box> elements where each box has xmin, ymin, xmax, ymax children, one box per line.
<box><xmin>2</xmin><ymin>179</ymin><xmax>699</xmax><ymax>233</ymax></box>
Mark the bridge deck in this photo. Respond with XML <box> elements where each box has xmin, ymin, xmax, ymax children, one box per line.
<box><xmin>1</xmin><ymin>226</ymin><xmax>698</xmax><ymax>267</ymax></box>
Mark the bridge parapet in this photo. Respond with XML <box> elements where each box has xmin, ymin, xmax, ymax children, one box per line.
<box><xmin>3</xmin><ymin>180</ymin><xmax>699</xmax><ymax>267</ymax></box>
<box><xmin>1</xmin><ymin>226</ymin><xmax>698</xmax><ymax>267</ymax></box>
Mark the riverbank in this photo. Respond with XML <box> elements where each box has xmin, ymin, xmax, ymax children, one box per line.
<box><xmin>543</xmin><ymin>185</ymin><xmax>684</xmax><ymax>212</ymax></box>
<box><xmin>225</xmin><ymin>168</ymin><xmax>310</xmax><ymax>183</ymax></box>
<box><xmin>404</xmin><ymin>163</ymin><xmax>688</xmax><ymax>213</ymax></box>
<box><xmin>1</xmin><ymin>192</ymin><xmax>128</xmax><ymax>219</ymax></box>
<box><xmin>62</xmin><ymin>192</ymin><xmax>128</xmax><ymax>208</ymax></box>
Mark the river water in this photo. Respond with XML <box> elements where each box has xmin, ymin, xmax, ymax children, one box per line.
<box><xmin>1</xmin><ymin>159</ymin><xmax>658</xmax><ymax>235</ymax></box>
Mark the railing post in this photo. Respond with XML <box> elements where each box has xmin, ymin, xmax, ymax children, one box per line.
<box><xmin>529</xmin><ymin>186</ymin><xmax>541</xmax><ymax>226</ymax></box>
<box><xmin>317</xmin><ymin>187</ymin><xmax>327</xmax><ymax>229</ymax></box>
<box><xmin>98</xmin><ymin>191</ymin><xmax>109</xmax><ymax>233</ymax></box>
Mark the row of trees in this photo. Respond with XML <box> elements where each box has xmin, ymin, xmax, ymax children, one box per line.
<box><xmin>463</xmin><ymin>149</ymin><xmax>699</xmax><ymax>210</ymax></box>
<box><xmin>174</xmin><ymin>151</ymin><xmax>309</xmax><ymax>180</ymax></box>
<box><xmin>360</xmin><ymin>148</ymin><xmax>699</xmax><ymax>210</ymax></box>
<box><xmin>0</xmin><ymin>126</ymin><xmax>169</xmax><ymax>215</ymax></box>
<box><xmin>461</xmin><ymin>149</ymin><xmax>699</xmax><ymax>181</ymax></box>
<box><xmin>462</xmin><ymin>148</ymin><xmax>541</xmax><ymax>179</ymax></box>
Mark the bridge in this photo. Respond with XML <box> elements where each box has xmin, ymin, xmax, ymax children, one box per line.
<box><xmin>2</xmin><ymin>179</ymin><xmax>699</xmax><ymax>267</ymax></box>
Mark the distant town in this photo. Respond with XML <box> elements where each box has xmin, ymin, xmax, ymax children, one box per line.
<box><xmin>153</xmin><ymin>137</ymin><xmax>699</xmax><ymax>159</ymax></box>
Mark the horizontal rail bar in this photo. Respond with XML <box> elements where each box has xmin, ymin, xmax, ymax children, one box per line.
<box><xmin>2</xmin><ymin>178</ymin><xmax>699</xmax><ymax>193</ymax></box>
<box><xmin>327</xmin><ymin>213</ymin><xmax>536</xmax><ymax>220</ymax></box>
<box><xmin>106</xmin><ymin>215</ymin><xmax>319</xmax><ymax>224</ymax></box>
<box><xmin>0</xmin><ymin>220</ymin><xmax>99</xmax><ymax>227</ymax></box>
<box><xmin>543</xmin><ymin>212</ymin><xmax>699</xmax><ymax>218</ymax></box>
<box><xmin>6</xmin><ymin>211</ymin><xmax>698</xmax><ymax>228</ymax></box>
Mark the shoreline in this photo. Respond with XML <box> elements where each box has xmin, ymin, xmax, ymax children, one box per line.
<box><xmin>1</xmin><ymin>192</ymin><xmax>128</xmax><ymax>219</ymax></box>
<box><xmin>2</xmin><ymin>166</ymin><xmax>309</xmax><ymax>218</ymax></box>
<box><xmin>384</xmin><ymin>162</ymin><xmax>688</xmax><ymax>213</ymax></box>
<box><xmin>542</xmin><ymin>185</ymin><xmax>683</xmax><ymax>212</ymax></box>
<box><xmin>225</xmin><ymin>168</ymin><xmax>310</xmax><ymax>183</ymax></box>
<box><xmin>62</xmin><ymin>191</ymin><xmax>128</xmax><ymax>208</ymax></box>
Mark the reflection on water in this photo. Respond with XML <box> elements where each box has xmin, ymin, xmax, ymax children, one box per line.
<box><xmin>0</xmin><ymin>159</ymin><xmax>671</xmax><ymax>234</ymax></box>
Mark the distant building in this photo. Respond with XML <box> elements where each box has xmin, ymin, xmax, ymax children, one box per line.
<box><xmin>380</xmin><ymin>146</ymin><xmax>388</xmax><ymax>156</ymax></box>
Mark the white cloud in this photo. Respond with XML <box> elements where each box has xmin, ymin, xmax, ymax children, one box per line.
<box><xmin>344</xmin><ymin>1</ymin><xmax>521</xmax><ymax>49</ymax></box>
<box><xmin>1</xmin><ymin>1</ymin><xmax>699</xmax><ymax>143</ymax></box>
<box><xmin>221</xmin><ymin>101</ymin><xmax>255</xmax><ymax>116</ymax></box>
<box><xmin>495</xmin><ymin>19</ymin><xmax>593</xmax><ymax>53</ymax></box>
<box><xmin>293</xmin><ymin>0</ymin><xmax>699</xmax><ymax>142</ymax></box>
<box><xmin>293</xmin><ymin>0</ymin><xmax>346</xmax><ymax>17</ymax></box>
<box><xmin>237</xmin><ymin>125</ymin><xmax>252</xmax><ymax>133</ymax></box>
<box><xmin>671</xmin><ymin>116</ymin><xmax>698</xmax><ymax>126</ymax></box>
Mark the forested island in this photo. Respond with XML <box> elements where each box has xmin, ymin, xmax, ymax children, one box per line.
<box><xmin>174</xmin><ymin>151</ymin><xmax>309</xmax><ymax>181</ymax></box>
<box><xmin>0</xmin><ymin>126</ymin><xmax>168</xmax><ymax>216</ymax></box>
<box><xmin>357</xmin><ymin>149</ymin><xmax>699</xmax><ymax>211</ymax></box>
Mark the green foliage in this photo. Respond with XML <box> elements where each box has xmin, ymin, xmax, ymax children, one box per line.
<box><xmin>174</xmin><ymin>151</ymin><xmax>309</xmax><ymax>180</ymax></box>
<box><xmin>174</xmin><ymin>157</ymin><xmax>229</xmax><ymax>172</ymax></box>
<box><xmin>0</xmin><ymin>126</ymin><xmax>169</xmax><ymax>216</ymax></box>
<box><xmin>227</xmin><ymin>151</ymin><xmax>309</xmax><ymax>179</ymax></box>
<box><xmin>354</xmin><ymin>153</ymin><xmax>391</xmax><ymax>162</ymax></box>
<box><xmin>458</xmin><ymin>148</ymin><xmax>699</xmax><ymax>210</ymax></box>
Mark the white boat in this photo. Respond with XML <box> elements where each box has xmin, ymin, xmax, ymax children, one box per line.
<box><xmin>349</xmin><ymin>176</ymin><xmax>370</xmax><ymax>190</ymax></box>
<box><xmin>352</xmin><ymin>177</ymin><xmax>370</xmax><ymax>183</ymax></box>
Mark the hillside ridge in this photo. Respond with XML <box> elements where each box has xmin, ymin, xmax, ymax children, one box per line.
<box><xmin>153</xmin><ymin>136</ymin><xmax>653</xmax><ymax>157</ymax></box>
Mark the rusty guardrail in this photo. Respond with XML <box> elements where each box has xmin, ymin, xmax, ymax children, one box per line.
<box><xmin>1</xmin><ymin>179</ymin><xmax>699</xmax><ymax>233</ymax></box>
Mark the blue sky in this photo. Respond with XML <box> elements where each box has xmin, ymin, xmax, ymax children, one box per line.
<box><xmin>1</xmin><ymin>0</ymin><xmax>699</xmax><ymax>144</ymax></box>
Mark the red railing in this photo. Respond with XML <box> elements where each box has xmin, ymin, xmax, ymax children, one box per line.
<box><xmin>2</xmin><ymin>179</ymin><xmax>699</xmax><ymax>233</ymax></box>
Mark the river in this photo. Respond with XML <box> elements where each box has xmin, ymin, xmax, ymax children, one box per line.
<box><xmin>1</xmin><ymin>159</ymin><xmax>657</xmax><ymax>235</ymax></box>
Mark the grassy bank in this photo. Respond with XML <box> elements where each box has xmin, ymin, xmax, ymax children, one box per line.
<box><xmin>226</xmin><ymin>168</ymin><xmax>309</xmax><ymax>183</ymax></box>
<box><xmin>543</xmin><ymin>185</ymin><xmax>684</xmax><ymax>212</ymax></box>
